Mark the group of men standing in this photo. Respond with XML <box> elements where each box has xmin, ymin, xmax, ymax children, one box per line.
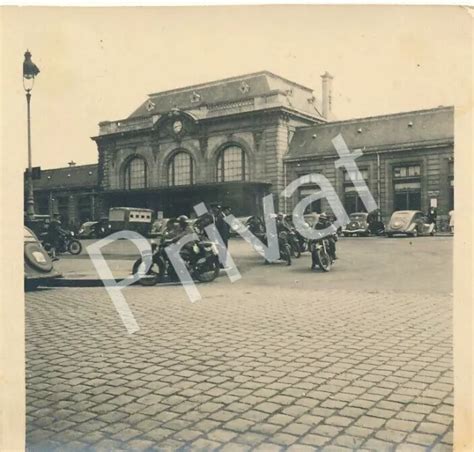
<box><xmin>167</xmin><ymin>204</ymin><xmax>232</xmax><ymax>268</ymax></box>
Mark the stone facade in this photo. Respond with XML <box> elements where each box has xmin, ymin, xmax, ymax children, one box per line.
<box><xmin>92</xmin><ymin>72</ymin><xmax>326</xmax><ymax>217</ymax></box>
<box><xmin>28</xmin><ymin>164</ymin><xmax>99</xmax><ymax>229</ymax></box>
<box><xmin>285</xmin><ymin>106</ymin><xmax>454</xmax><ymax>229</ymax></box>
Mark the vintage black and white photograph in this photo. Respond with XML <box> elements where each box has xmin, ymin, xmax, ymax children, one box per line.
<box><xmin>1</xmin><ymin>5</ymin><xmax>472</xmax><ymax>452</ymax></box>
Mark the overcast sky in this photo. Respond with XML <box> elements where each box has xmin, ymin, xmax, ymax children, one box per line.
<box><xmin>2</xmin><ymin>6</ymin><xmax>470</xmax><ymax>169</ymax></box>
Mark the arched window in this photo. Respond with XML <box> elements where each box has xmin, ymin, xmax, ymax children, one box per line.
<box><xmin>168</xmin><ymin>152</ymin><xmax>193</xmax><ymax>186</ymax></box>
<box><xmin>124</xmin><ymin>157</ymin><xmax>147</xmax><ymax>189</ymax></box>
<box><xmin>217</xmin><ymin>145</ymin><xmax>249</xmax><ymax>182</ymax></box>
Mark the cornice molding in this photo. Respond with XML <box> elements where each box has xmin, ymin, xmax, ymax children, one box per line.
<box><xmin>284</xmin><ymin>139</ymin><xmax>454</xmax><ymax>163</ymax></box>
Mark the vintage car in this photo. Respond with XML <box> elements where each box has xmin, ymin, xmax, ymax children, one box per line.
<box><xmin>386</xmin><ymin>210</ymin><xmax>435</xmax><ymax>237</ymax></box>
<box><xmin>24</xmin><ymin>226</ymin><xmax>61</xmax><ymax>290</ymax></box>
<box><xmin>149</xmin><ymin>218</ymin><xmax>170</xmax><ymax>238</ymax></box>
<box><xmin>78</xmin><ymin>218</ymin><xmax>111</xmax><ymax>239</ymax></box>
<box><xmin>77</xmin><ymin>221</ymin><xmax>98</xmax><ymax>238</ymax></box>
<box><xmin>342</xmin><ymin>212</ymin><xmax>370</xmax><ymax>237</ymax></box>
<box><xmin>24</xmin><ymin>214</ymin><xmax>51</xmax><ymax>238</ymax></box>
<box><xmin>109</xmin><ymin>207</ymin><xmax>155</xmax><ymax>236</ymax></box>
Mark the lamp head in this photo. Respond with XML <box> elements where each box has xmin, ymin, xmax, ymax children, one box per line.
<box><xmin>23</xmin><ymin>50</ymin><xmax>40</xmax><ymax>79</ymax></box>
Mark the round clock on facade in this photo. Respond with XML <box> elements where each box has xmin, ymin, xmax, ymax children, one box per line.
<box><xmin>173</xmin><ymin>120</ymin><xmax>183</xmax><ymax>134</ymax></box>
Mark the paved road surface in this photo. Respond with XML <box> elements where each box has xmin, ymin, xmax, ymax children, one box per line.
<box><xmin>57</xmin><ymin>236</ymin><xmax>452</xmax><ymax>294</ymax></box>
<box><xmin>26</xmin><ymin>236</ymin><xmax>453</xmax><ymax>451</ymax></box>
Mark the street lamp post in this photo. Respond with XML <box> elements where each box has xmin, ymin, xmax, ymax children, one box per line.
<box><xmin>23</xmin><ymin>50</ymin><xmax>40</xmax><ymax>220</ymax></box>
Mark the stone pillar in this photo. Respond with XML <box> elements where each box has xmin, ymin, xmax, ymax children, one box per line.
<box><xmin>48</xmin><ymin>191</ymin><xmax>54</xmax><ymax>217</ymax></box>
<box><xmin>68</xmin><ymin>194</ymin><xmax>78</xmax><ymax>228</ymax></box>
<box><xmin>264</xmin><ymin>117</ymin><xmax>289</xmax><ymax>212</ymax></box>
<box><xmin>91</xmin><ymin>194</ymin><xmax>96</xmax><ymax>220</ymax></box>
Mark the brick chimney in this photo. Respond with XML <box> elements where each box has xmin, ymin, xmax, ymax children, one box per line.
<box><xmin>321</xmin><ymin>72</ymin><xmax>333</xmax><ymax>119</ymax></box>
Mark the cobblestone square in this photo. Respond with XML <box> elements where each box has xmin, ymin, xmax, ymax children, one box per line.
<box><xmin>26</xmin><ymin>237</ymin><xmax>453</xmax><ymax>451</ymax></box>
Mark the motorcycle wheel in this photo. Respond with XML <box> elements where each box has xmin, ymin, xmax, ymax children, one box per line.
<box><xmin>68</xmin><ymin>239</ymin><xmax>82</xmax><ymax>255</ymax></box>
<box><xmin>194</xmin><ymin>257</ymin><xmax>220</xmax><ymax>283</ymax></box>
<box><xmin>132</xmin><ymin>258</ymin><xmax>161</xmax><ymax>286</ymax></box>
<box><xmin>317</xmin><ymin>249</ymin><xmax>332</xmax><ymax>272</ymax></box>
<box><xmin>132</xmin><ymin>258</ymin><xmax>142</xmax><ymax>275</ymax></box>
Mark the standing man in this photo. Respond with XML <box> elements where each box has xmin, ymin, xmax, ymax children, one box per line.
<box><xmin>427</xmin><ymin>206</ymin><xmax>437</xmax><ymax>229</ymax></box>
<box><xmin>220</xmin><ymin>206</ymin><xmax>232</xmax><ymax>248</ymax></box>
<box><xmin>211</xmin><ymin>204</ymin><xmax>230</xmax><ymax>267</ymax></box>
<box><xmin>448</xmin><ymin>210</ymin><xmax>454</xmax><ymax>234</ymax></box>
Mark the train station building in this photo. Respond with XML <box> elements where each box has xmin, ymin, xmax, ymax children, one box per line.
<box><xmin>91</xmin><ymin>71</ymin><xmax>331</xmax><ymax>218</ymax></box>
<box><xmin>28</xmin><ymin>71</ymin><xmax>454</xmax><ymax>229</ymax></box>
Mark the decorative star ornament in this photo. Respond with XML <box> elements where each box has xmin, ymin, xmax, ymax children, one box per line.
<box><xmin>146</xmin><ymin>100</ymin><xmax>156</xmax><ymax>112</ymax></box>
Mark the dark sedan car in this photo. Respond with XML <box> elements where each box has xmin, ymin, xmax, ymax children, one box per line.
<box><xmin>342</xmin><ymin>212</ymin><xmax>370</xmax><ymax>237</ymax></box>
<box><xmin>24</xmin><ymin>226</ymin><xmax>61</xmax><ymax>290</ymax></box>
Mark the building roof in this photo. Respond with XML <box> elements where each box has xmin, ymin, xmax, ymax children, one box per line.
<box><xmin>286</xmin><ymin>106</ymin><xmax>454</xmax><ymax>161</ymax></box>
<box><xmin>30</xmin><ymin>164</ymin><xmax>98</xmax><ymax>191</ymax></box>
<box><xmin>128</xmin><ymin>70</ymin><xmax>324</xmax><ymax>120</ymax></box>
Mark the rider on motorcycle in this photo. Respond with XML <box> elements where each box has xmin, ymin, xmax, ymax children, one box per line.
<box><xmin>247</xmin><ymin>216</ymin><xmax>265</xmax><ymax>237</ymax></box>
<box><xmin>46</xmin><ymin>214</ymin><xmax>68</xmax><ymax>260</ymax></box>
<box><xmin>158</xmin><ymin>215</ymin><xmax>198</xmax><ymax>266</ymax></box>
<box><xmin>311</xmin><ymin>212</ymin><xmax>337</xmax><ymax>269</ymax></box>
<box><xmin>265</xmin><ymin>213</ymin><xmax>291</xmax><ymax>265</ymax></box>
<box><xmin>168</xmin><ymin>215</ymin><xmax>195</xmax><ymax>242</ymax></box>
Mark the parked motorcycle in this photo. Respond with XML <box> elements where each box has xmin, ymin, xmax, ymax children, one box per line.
<box><xmin>257</xmin><ymin>230</ymin><xmax>292</xmax><ymax>266</ymax></box>
<box><xmin>310</xmin><ymin>235</ymin><xmax>335</xmax><ymax>272</ymax></box>
<box><xmin>42</xmin><ymin>231</ymin><xmax>82</xmax><ymax>256</ymax></box>
<box><xmin>288</xmin><ymin>230</ymin><xmax>302</xmax><ymax>258</ymax></box>
<box><xmin>132</xmin><ymin>236</ymin><xmax>220</xmax><ymax>286</ymax></box>
<box><xmin>295</xmin><ymin>229</ymin><xmax>309</xmax><ymax>253</ymax></box>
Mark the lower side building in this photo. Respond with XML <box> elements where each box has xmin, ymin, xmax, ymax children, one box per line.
<box><xmin>26</xmin><ymin>163</ymin><xmax>100</xmax><ymax>229</ymax></box>
<box><xmin>285</xmin><ymin>106</ymin><xmax>454</xmax><ymax>229</ymax></box>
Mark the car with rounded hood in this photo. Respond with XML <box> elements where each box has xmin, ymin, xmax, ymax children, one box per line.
<box><xmin>24</xmin><ymin>226</ymin><xmax>61</xmax><ymax>290</ymax></box>
<box><xmin>386</xmin><ymin>210</ymin><xmax>435</xmax><ymax>237</ymax></box>
<box><xmin>77</xmin><ymin>221</ymin><xmax>99</xmax><ymax>239</ymax></box>
<box><xmin>78</xmin><ymin>218</ymin><xmax>111</xmax><ymax>239</ymax></box>
<box><xmin>342</xmin><ymin>212</ymin><xmax>370</xmax><ymax>237</ymax></box>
